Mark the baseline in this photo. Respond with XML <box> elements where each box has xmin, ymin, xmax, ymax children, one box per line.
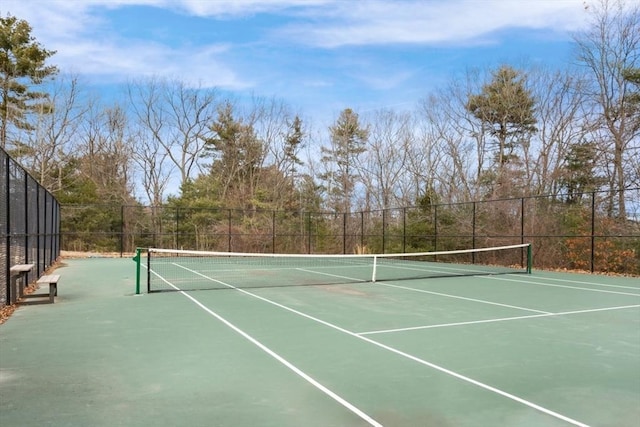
<box><xmin>481</xmin><ymin>275</ymin><xmax>640</xmax><ymax>297</ymax></box>
<box><xmin>510</xmin><ymin>275</ymin><xmax>640</xmax><ymax>291</ymax></box>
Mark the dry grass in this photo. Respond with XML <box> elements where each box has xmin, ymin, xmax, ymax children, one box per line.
<box><xmin>61</xmin><ymin>251</ymin><xmax>134</xmax><ymax>258</ymax></box>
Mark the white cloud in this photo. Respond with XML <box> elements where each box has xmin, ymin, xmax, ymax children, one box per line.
<box><xmin>274</xmin><ymin>0</ymin><xmax>591</xmax><ymax>47</ymax></box>
<box><xmin>175</xmin><ymin>0</ymin><xmax>332</xmax><ymax>17</ymax></box>
<box><xmin>3</xmin><ymin>0</ymin><xmax>251</xmax><ymax>89</ymax></box>
<box><xmin>357</xmin><ymin>70</ymin><xmax>414</xmax><ymax>91</ymax></box>
<box><xmin>53</xmin><ymin>39</ymin><xmax>249</xmax><ymax>89</ymax></box>
<box><xmin>1</xmin><ymin>0</ymin><xmax>592</xmax><ymax>94</ymax></box>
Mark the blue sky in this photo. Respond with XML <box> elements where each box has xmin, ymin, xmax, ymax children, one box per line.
<box><xmin>4</xmin><ymin>0</ymin><xmax>592</xmax><ymax>126</ymax></box>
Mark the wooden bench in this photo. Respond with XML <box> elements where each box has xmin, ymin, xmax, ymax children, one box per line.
<box><xmin>9</xmin><ymin>264</ymin><xmax>34</xmax><ymax>304</ymax></box>
<box><xmin>36</xmin><ymin>275</ymin><xmax>60</xmax><ymax>303</ymax></box>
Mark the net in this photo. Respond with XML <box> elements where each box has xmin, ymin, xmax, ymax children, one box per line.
<box><xmin>142</xmin><ymin>243</ymin><xmax>532</xmax><ymax>292</ymax></box>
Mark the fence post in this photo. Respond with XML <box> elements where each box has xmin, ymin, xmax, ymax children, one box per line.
<box><xmin>40</xmin><ymin>190</ymin><xmax>45</xmax><ymax>270</ymax></box>
<box><xmin>23</xmin><ymin>173</ymin><xmax>29</xmax><ymax>267</ymax></box>
<box><xmin>4</xmin><ymin>153</ymin><xmax>10</xmax><ymax>305</ymax></box>
<box><xmin>402</xmin><ymin>207</ymin><xmax>406</xmax><ymax>253</ymax></box>
<box><xmin>591</xmin><ymin>192</ymin><xmax>596</xmax><ymax>273</ymax></box>
<box><xmin>175</xmin><ymin>207</ymin><xmax>180</xmax><ymax>249</ymax></box>
<box><xmin>472</xmin><ymin>202</ymin><xmax>476</xmax><ymax>263</ymax></box>
<box><xmin>382</xmin><ymin>209</ymin><xmax>387</xmax><ymax>253</ymax></box>
<box><xmin>521</xmin><ymin>197</ymin><xmax>525</xmax><ymax>267</ymax></box>
<box><xmin>343</xmin><ymin>212</ymin><xmax>347</xmax><ymax>254</ymax></box>
<box><xmin>36</xmin><ymin>182</ymin><xmax>41</xmax><ymax>275</ymax></box>
<box><xmin>227</xmin><ymin>209</ymin><xmax>232</xmax><ymax>252</ymax></box>
<box><xmin>521</xmin><ymin>197</ymin><xmax>525</xmax><ymax>244</ymax></box>
<box><xmin>307</xmin><ymin>212</ymin><xmax>311</xmax><ymax>254</ymax></box>
<box><xmin>120</xmin><ymin>205</ymin><xmax>124</xmax><ymax>257</ymax></box>
<box><xmin>360</xmin><ymin>211</ymin><xmax>364</xmax><ymax>250</ymax></box>
<box><xmin>434</xmin><ymin>204</ymin><xmax>438</xmax><ymax>252</ymax></box>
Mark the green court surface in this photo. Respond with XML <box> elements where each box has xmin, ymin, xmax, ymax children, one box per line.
<box><xmin>1</xmin><ymin>257</ymin><xmax>639</xmax><ymax>426</ymax></box>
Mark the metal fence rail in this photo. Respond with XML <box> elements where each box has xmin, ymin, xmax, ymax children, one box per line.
<box><xmin>60</xmin><ymin>188</ymin><xmax>640</xmax><ymax>276</ymax></box>
<box><xmin>1</xmin><ymin>148</ymin><xmax>61</xmax><ymax>308</ymax></box>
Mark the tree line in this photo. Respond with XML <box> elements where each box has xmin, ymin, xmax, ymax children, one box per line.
<box><xmin>1</xmin><ymin>0</ymin><xmax>639</xmax><ymax>223</ymax></box>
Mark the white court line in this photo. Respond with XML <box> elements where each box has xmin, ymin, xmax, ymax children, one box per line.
<box><xmin>297</xmin><ymin>267</ymin><xmax>368</xmax><ymax>283</ymax></box>
<box><xmin>357</xmin><ymin>304</ymin><xmax>640</xmax><ymax>335</ymax></box>
<box><xmin>374</xmin><ymin>282</ymin><xmax>551</xmax><ymax>314</ymax></box>
<box><xmin>518</xmin><ymin>275</ymin><xmax>640</xmax><ymax>291</ymax></box>
<box><xmin>172</xmin><ymin>264</ymin><xmax>590</xmax><ymax>427</ymax></box>
<box><xmin>152</xmin><ymin>266</ymin><xmax>383</xmax><ymax>427</ymax></box>
<box><xmin>481</xmin><ymin>275</ymin><xmax>640</xmax><ymax>297</ymax></box>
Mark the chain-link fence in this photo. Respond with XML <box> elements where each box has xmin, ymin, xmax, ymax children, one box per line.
<box><xmin>1</xmin><ymin>148</ymin><xmax>61</xmax><ymax>308</ymax></box>
<box><xmin>60</xmin><ymin>187</ymin><xmax>640</xmax><ymax>276</ymax></box>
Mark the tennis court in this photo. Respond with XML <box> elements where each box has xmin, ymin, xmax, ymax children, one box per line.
<box><xmin>1</xmin><ymin>248</ymin><xmax>639</xmax><ymax>427</ymax></box>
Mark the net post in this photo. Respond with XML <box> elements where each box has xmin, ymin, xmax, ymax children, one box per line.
<box><xmin>132</xmin><ymin>248</ymin><xmax>142</xmax><ymax>294</ymax></box>
<box><xmin>526</xmin><ymin>243</ymin><xmax>532</xmax><ymax>274</ymax></box>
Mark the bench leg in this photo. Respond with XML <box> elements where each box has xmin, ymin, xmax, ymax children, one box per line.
<box><xmin>18</xmin><ymin>275</ymin><xmax>26</xmax><ymax>298</ymax></box>
<box><xmin>10</xmin><ymin>276</ymin><xmax>18</xmax><ymax>305</ymax></box>
<box><xmin>49</xmin><ymin>283</ymin><xmax>57</xmax><ymax>303</ymax></box>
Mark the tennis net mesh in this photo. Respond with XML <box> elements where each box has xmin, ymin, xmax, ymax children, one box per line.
<box><xmin>142</xmin><ymin>243</ymin><xmax>532</xmax><ymax>292</ymax></box>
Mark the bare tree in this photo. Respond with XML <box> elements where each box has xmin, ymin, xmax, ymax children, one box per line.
<box><xmin>574</xmin><ymin>0</ymin><xmax>640</xmax><ymax>217</ymax></box>
<box><xmin>21</xmin><ymin>73</ymin><xmax>87</xmax><ymax>193</ymax></box>
<box><xmin>418</xmin><ymin>91</ymin><xmax>476</xmax><ymax>203</ymax></box>
<box><xmin>246</xmin><ymin>95</ymin><xmax>303</xmax><ymax>209</ymax></box>
<box><xmin>417</xmin><ymin>69</ymin><xmax>497</xmax><ymax>202</ymax></box>
<box><xmin>127</xmin><ymin>77</ymin><xmax>218</xmax><ymax>191</ymax></box>
<box><xmin>79</xmin><ymin>102</ymin><xmax>135</xmax><ymax>203</ymax></box>
<box><xmin>131</xmin><ymin>127</ymin><xmax>174</xmax><ymax>207</ymax></box>
<box><xmin>357</xmin><ymin>109</ymin><xmax>413</xmax><ymax>210</ymax></box>
<box><xmin>527</xmin><ymin>67</ymin><xmax>593</xmax><ymax>195</ymax></box>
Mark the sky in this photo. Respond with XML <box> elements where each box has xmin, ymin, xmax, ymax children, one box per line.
<box><xmin>3</xmin><ymin>0</ymin><xmax>593</xmax><ymax>126</ymax></box>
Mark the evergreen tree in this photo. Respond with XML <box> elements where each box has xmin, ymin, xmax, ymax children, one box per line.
<box><xmin>203</xmin><ymin>102</ymin><xmax>265</xmax><ymax>208</ymax></box>
<box><xmin>623</xmin><ymin>67</ymin><xmax>640</xmax><ymax>122</ymax></box>
<box><xmin>283</xmin><ymin>114</ymin><xmax>304</xmax><ymax>181</ymax></box>
<box><xmin>561</xmin><ymin>141</ymin><xmax>602</xmax><ymax>204</ymax></box>
<box><xmin>466</xmin><ymin>66</ymin><xmax>537</xmax><ymax>167</ymax></box>
<box><xmin>320</xmin><ymin>108</ymin><xmax>369</xmax><ymax>213</ymax></box>
<box><xmin>0</xmin><ymin>14</ymin><xmax>58</xmax><ymax>149</ymax></box>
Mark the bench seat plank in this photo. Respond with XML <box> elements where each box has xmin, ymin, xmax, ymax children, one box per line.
<box><xmin>36</xmin><ymin>274</ymin><xmax>60</xmax><ymax>303</ymax></box>
<box><xmin>37</xmin><ymin>274</ymin><xmax>60</xmax><ymax>284</ymax></box>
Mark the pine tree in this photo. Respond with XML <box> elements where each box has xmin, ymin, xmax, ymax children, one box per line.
<box><xmin>0</xmin><ymin>14</ymin><xmax>58</xmax><ymax>149</ymax></box>
<box><xmin>466</xmin><ymin>66</ymin><xmax>537</xmax><ymax>167</ymax></box>
<box><xmin>320</xmin><ymin>108</ymin><xmax>369</xmax><ymax>213</ymax></box>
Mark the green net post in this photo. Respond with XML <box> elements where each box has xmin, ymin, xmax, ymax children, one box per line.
<box><xmin>526</xmin><ymin>243</ymin><xmax>532</xmax><ymax>274</ymax></box>
<box><xmin>133</xmin><ymin>248</ymin><xmax>142</xmax><ymax>294</ymax></box>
